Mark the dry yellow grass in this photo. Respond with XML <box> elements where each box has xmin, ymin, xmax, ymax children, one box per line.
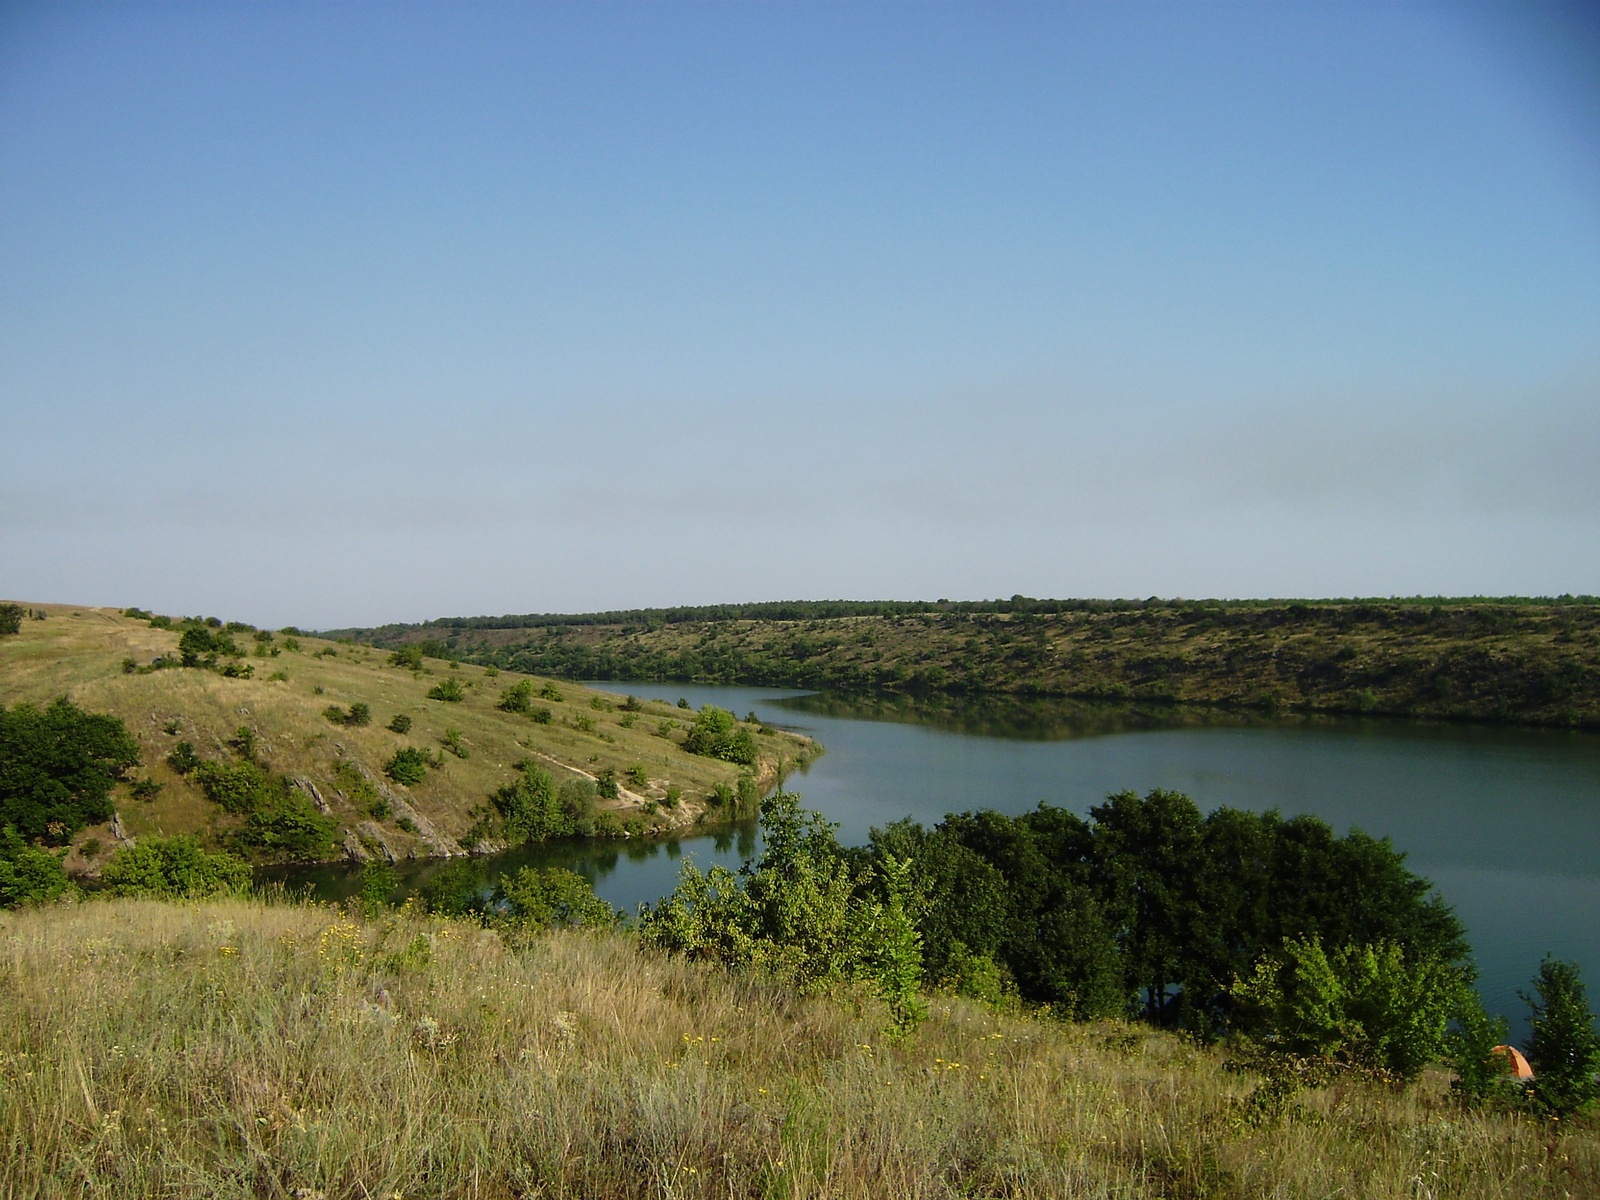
<box><xmin>0</xmin><ymin>604</ymin><xmax>818</xmax><ymax>869</ymax></box>
<box><xmin>1</xmin><ymin>895</ymin><xmax>1595</xmax><ymax>1199</ymax></box>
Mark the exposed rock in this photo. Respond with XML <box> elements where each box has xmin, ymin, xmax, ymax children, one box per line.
<box><xmin>349</xmin><ymin>762</ymin><xmax>464</xmax><ymax>859</ymax></box>
<box><xmin>292</xmin><ymin>777</ymin><xmax>331</xmax><ymax>814</ymax></box>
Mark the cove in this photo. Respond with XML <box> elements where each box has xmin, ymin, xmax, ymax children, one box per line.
<box><xmin>278</xmin><ymin>681</ymin><xmax>1600</xmax><ymax>1039</ymax></box>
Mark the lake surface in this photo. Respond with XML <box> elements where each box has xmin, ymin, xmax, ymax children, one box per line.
<box><xmin>281</xmin><ymin>682</ymin><xmax>1600</xmax><ymax>1039</ymax></box>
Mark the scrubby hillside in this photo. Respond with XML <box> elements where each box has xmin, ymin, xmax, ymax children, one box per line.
<box><xmin>0</xmin><ymin>604</ymin><xmax>818</xmax><ymax>871</ymax></box>
<box><xmin>351</xmin><ymin>597</ymin><xmax>1600</xmax><ymax>729</ymax></box>
<box><xmin>1</xmin><ymin>895</ymin><xmax>1594</xmax><ymax>1199</ymax></box>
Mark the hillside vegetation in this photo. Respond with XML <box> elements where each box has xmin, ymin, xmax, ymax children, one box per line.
<box><xmin>0</xmin><ymin>604</ymin><xmax>817</xmax><ymax>871</ymax></box>
<box><xmin>3</xmin><ymin>894</ymin><xmax>1596</xmax><ymax>1199</ymax></box>
<box><xmin>350</xmin><ymin>597</ymin><xmax>1600</xmax><ymax>729</ymax></box>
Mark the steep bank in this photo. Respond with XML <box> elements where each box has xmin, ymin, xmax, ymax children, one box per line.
<box><xmin>351</xmin><ymin>597</ymin><xmax>1600</xmax><ymax>729</ymax></box>
<box><xmin>0</xmin><ymin>603</ymin><xmax>819</xmax><ymax>871</ymax></box>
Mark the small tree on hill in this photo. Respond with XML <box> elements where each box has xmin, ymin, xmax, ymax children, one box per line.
<box><xmin>0</xmin><ymin>604</ymin><xmax>22</xmax><ymax>636</ymax></box>
<box><xmin>1524</xmin><ymin>957</ymin><xmax>1600</xmax><ymax>1117</ymax></box>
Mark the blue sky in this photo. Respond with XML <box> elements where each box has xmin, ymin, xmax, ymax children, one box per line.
<box><xmin>2</xmin><ymin>2</ymin><xmax>1597</xmax><ymax>628</ymax></box>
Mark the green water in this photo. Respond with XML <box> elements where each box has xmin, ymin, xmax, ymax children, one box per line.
<box><xmin>279</xmin><ymin>682</ymin><xmax>1600</xmax><ymax>1039</ymax></box>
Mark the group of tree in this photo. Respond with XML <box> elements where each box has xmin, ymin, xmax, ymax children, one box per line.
<box><xmin>681</xmin><ymin>705</ymin><xmax>757</xmax><ymax>765</ymax></box>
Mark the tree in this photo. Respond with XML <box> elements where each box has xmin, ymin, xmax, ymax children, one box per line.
<box><xmin>0</xmin><ymin>699</ymin><xmax>140</xmax><ymax>844</ymax></box>
<box><xmin>0</xmin><ymin>603</ymin><xmax>22</xmax><ymax>636</ymax></box>
<box><xmin>1523</xmin><ymin>957</ymin><xmax>1600</xmax><ymax>1117</ymax></box>
<box><xmin>385</xmin><ymin>747</ymin><xmax>430</xmax><ymax>786</ymax></box>
<box><xmin>494</xmin><ymin>866</ymin><xmax>617</xmax><ymax>930</ymax></box>
<box><xmin>427</xmin><ymin>678</ymin><xmax>465</xmax><ymax>702</ymax></box>
<box><xmin>682</xmin><ymin>705</ymin><xmax>757</xmax><ymax>765</ymax></box>
<box><xmin>0</xmin><ymin>826</ymin><xmax>68</xmax><ymax>907</ymax></box>
<box><xmin>100</xmin><ymin>835</ymin><xmax>251</xmax><ymax>898</ymax></box>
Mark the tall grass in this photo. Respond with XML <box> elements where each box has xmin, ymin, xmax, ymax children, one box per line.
<box><xmin>2</xmin><ymin>897</ymin><xmax>1595</xmax><ymax>1198</ymax></box>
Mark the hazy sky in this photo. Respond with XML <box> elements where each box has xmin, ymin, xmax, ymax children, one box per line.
<box><xmin>3</xmin><ymin>2</ymin><xmax>1597</xmax><ymax>628</ymax></box>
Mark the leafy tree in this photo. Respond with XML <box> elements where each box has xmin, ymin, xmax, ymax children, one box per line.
<box><xmin>100</xmin><ymin>835</ymin><xmax>251</xmax><ymax>898</ymax></box>
<box><xmin>494</xmin><ymin>866</ymin><xmax>617</xmax><ymax>929</ymax></box>
<box><xmin>193</xmin><ymin>760</ymin><xmax>273</xmax><ymax>814</ymax></box>
<box><xmin>1230</xmin><ymin>936</ymin><xmax>1466</xmax><ymax>1081</ymax></box>
<box><xmin>166</xmin><ymin>741</ymin><xmax>201</xmax><ymax>775</ymax></box>
<box><xmin>385</xmin><ymin>747</ymin><xmax>431</xmax><ymax>786</ymax></box>
<box><xmin>427</xmin><ymin>678</ymin><xmax>465</xmax><ymax>702</ymax></box>
<box><xmin>489</xmin><ymin>765</ymin><xmax>572</xmax><ymax>843</ymax></box>
<box><xmin>595</xmin><ymin>766</ymin><xmax>619</xmax><ymax>799</ymax></box>
<box><xmin>498</xmin><ymin>680</ymin><xmax>534</xmax><ymax>713</ymax></box>
<box><xmin>1523</xmin><ymin>957</ymin><xmax>1600</xmax><ymax>1117</ymax></box>
<box><xmin>682</xmin><ymin>705</ymin><xmax>757</xmax><ymax>765</ymax></box>
<box><xmin>0</xmin><ymin>699</ymin><xmax>140</xmax><ymax>844</ymax></box>
<box><xmin>0</xmin><ymin>826</ymin><xmax>68</xmax><ymax>907</ymax></box>
<box><xmin>234</xmin><ymin>794</ymin><xmax>337</xmax><ymax>859</ymax></box>
<box><xmin>419</xmin><ymin>859</ymin><xmax>489</xmax><ymax>917</ymax></box>
<box><xmin>643</xmin><ymin>793</ymin><xmax>926</xmax><ymax>1031</ymax></box>
<box><xmin>0</xmin><ymin>603</ymin><xmax>24</xmax><ymax>636</ymax></box>
<box><xmin>389</xmin><ymin>645</ymin><xmax>424</xmax><ymax>670</ymax></box>
<box><xmin>1447</xmin><ymin>992</ymin><xmax>1514</xmax><ymax>1107</ymax></box>
<box><xmin>357</xmin><ymin>862</ymin><xmax>399</xmax><ymax>912</ymax></box>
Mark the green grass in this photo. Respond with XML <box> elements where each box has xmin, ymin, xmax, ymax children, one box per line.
<box><xmin>0</xmin><ymin>605</ymin><xmax>819</xmax><ymax>870</ymax></box>
<box><xmin>361</xmin><ymin>599</ymin><xmax>1600</xmax><ymax>729</ymax></box>
<box><xmin>1</xmin><ymin>895</ymin><xmax>1595</xmax><ymax>1199</ymax></box>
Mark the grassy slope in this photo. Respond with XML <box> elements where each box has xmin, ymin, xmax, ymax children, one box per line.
<box><xmin>367</xmin><ymin>600</ymin><xmax>1600</xmax><ymax>729</ymax></box>
<box><xmin>2</xmin><ymin>896</ymin><xmax>1594</xmax><ymax>1199</ymax></box>
<box><xmin>0</xmin><ymin>605</ymin><xmax>818</xmax><ymax>870</ymax></box>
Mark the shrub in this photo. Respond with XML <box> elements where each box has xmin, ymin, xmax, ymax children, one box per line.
<box><xmin>357</xmin><ymin>862</ymin><xmax>399</xmax><ymax>912</ymax></box>
<box><xmin>494</xmin><ymin>867</ymin><xmax>617</xmax><ymax>930</ymax></box>
<box><xmin>625</xmin><ymin>764</ymin><xmax>649</xmax><ymax>789</ymax></box>
<box><xmin>347</xmin><ymin>702</ymin><xmax>372</xmax><ymax>726</ymax></box>
<box><xmin>0</xmin><ymin>604</ymin><xmax>23</xmax><ymax>636</ymax></box>
<box><xmin>389</xmin><ymin>645</ymin><xmax>424</xmax><ymax>670</ymax></box>
<box><xmin>427</xmin><ymin>678</ymin><xmax>465</xmax><ymax>703</ymax></box>
<box><xmin>121</xmin><ymin>656</ymin><xmax>138</xmax><ymax>674</ymax></box>
<box><xmin>559</xmin><ymin>778</ymin><xmax>597</xmax><ymax>834</ymax></box>
<box><xmin>0</xmin><ymin>699</ymin><xmax>140</xmax><ymax>844</ymax></box>
<box><xmin>163</xmin><ymin>719</ymin><xmax>181</xmax><ymax>735</ymax></box>
<box><xmin>388</xmin><ymin>714</ymin><xmax>413</xmax><ymax>734</ymax></box>
<box><xmin>589</xmin><ymin>696</ymin><xmax>611</xmax><ymax>712</ymax></box>
<box><xmin>396</xmin><ymin>816</ymin><xmax>419</xmax><ymax>834</ymax></box>
<box><xmin>385</xmin><ymin>747</ymin><xmax>431</xmax><ymax>786</ymax></box>
<box><xmin>100</xmin><ymin>835</ymin><xmax>250</xmax><ymax>898</ymax></box>
<box><xmin>596</xmin><ymin>767</ymin><xmax>619</xmax><ymax>800</ymax></box>
<box><xmin>193</xmin><ymin>760</ymin><xmax>273</xmax><ymax>815</ymax></box>
<box><xmin>621</xmin><ymin>695</ymin><xmax>643</xmax><ymax>712</ymax></box>
<box><xmin>530</xmin><ymin>706</ymin><xmax>553</xmax><ymax>724</ymax></box>
<box><xmin>682</xmin><ymin>705</ymin><xmax>757</xmax><ymax>765</ymax></box>
<box><xmin>1523</xmin><ymin>957</ymin><xmax>1600</xmax><ymax>1117</ymax></box>
<box><xmin>488</xmin><ymin>765</ymin><xmax>574</xmax><ymax>844</ymax></box>
<box><xmin>538</xmin><ymin>682</ymin><xmax>564</xmax><ymax>702</ymax></box>
<box><xmin>441</xmin><ymin>728</ymin><xmax>469</xmax><ymax>759</ymax></box>
<box><xmin>148</xmin><ymin>614</ymin><xmax>172</xmax><ymax>629</ymax></box>
<box><xmin>282</xmin><ymin>636</ymin><xmax>300</xmax><ymax>652</ymax></box>
<box><xmin>419</xmin><ymin>859</ymin><xmax>487</xmax><ymax>917</ymax></box>
<box><xmin>498</xmin><ymin>681</ymin><xmax>533</xmax><ymax>713</ymax></box>
<box><xmin>677</xmin><ymin>698</ymin><xmax>690</xmax><ymax>709</ymax></box>
<box><xmin>574</xmin><ymin>715</ymin><xmax>595</xmax><ymax>733</ymax></box>
<box><xmin>166</xmin><ymin>741</ymin><xmax>200</xmax><ymax>775</ymax></box>
<box><xmin>130</xmin><ymin>777</ymin><xmax>162</xmax><ymax>801</ymax></box>
<box><xmin>234</xmin><ymin>796</ymin><xmax>337</xmax><ymax>859</ymax></box>
<box><xmin>0</xmin><ymin>826</ymin><xmax>68</xmax><ymax>908</ymax></box>
<box><xmin>228</xmin><ymin>726</ymin><xmax>258</xmax><ymax>761</ymax></box>
<box><xmin>664</xmin><ymin>785</ymin><xmax>681</xmax><ymax>809</ymax></box>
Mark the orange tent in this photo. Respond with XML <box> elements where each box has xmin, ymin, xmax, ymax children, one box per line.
<box><xmin>1491</xmin><ymin>1044</ymin><xmax>1534</xmax><ymax>1081</ymax></box>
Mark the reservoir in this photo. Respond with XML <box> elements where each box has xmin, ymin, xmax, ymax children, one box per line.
<box><xmin>284</xmin><ymin>681</ymin><xmax>1600</xmax><ymax>1038</ymax></box>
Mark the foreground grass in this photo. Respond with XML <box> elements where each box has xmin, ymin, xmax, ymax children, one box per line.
<box><xmin>3</xmin><ymin>899</ymin><xmax>1595</xmax><ymax>1199</ymax></box>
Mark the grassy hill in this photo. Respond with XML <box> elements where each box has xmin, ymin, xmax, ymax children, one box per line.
<box><xmin>349</xmin><ymin>597</ymin><xmax>1600</xmax><ymax>729</ymax></box>
<box><xmin>0</xmin><ymin>604</ymin><xmax>818</xmax><ymax>871</ymax></box>
<box><xmin>4</xmin><ymin>894</ymin><xmax>1595</xmax><ymax>1199</ymax></box>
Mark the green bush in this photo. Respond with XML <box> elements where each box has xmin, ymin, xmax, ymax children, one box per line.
<box><xmin>389</xmin><ymin>645</ymin><xmax>424</xmax><ymax>670</ymax></box>
<box><xmin>1523</xmin><ymin>957</ymin><xmax>1600</xmax><ymax>1117</ymax></box>
<box><xmin>388</xmin><ymin>714</ymin><xmax>413</xmax><ymax>734</ymax></box>
<box><xmin>385</xmin><ymin>747</ymin><xmax>431</xmax><ymax>786</ymax></box>
<box><xmin>0</xmin><ymin>604</ymin><xmax>23</xmax><ymax>636</ymax></box>
<box><xmin>129</xmin><ymin>778</ymin><xmax>162</xmax><ymax>801</ymax></box>
<box><xmin>494</xmin><ymin>866</ymin><xmax>617</xmax><ymax>930</ymax></box>
<box><xmin>530</xmin><ymin>706</ymin><xmax>553</xmax><ymax>724</ymax></box>
<box><xmin>100</xmin><ymin>835</ymin><xmax>250</xmax><ymax>898</ymax></box>
<box><xmin>538</xmin><ymin>683</ymin><xmax>564</xmax><ymax>702</ymax></box>
<box><xmin>427</xmin><ymin>678</ymin><xmax>465</xmax><ymax>703</ymax></box>
<box><xmin>228</xmin><ymin>726</ymin><xmax>257</xmax><ymax>761</ymax></box>
<box><xmin>625</xmin><ymin>764</ymin><xmax>649</xmax><ymax>789</ymax></box>
<box><xmin>0</xmin><ymin>699</ymin><xmax>140</xmax><ymax>844</ymax></box>
<box><xmin>441</xmin><ymin>728</ymin><xmax>469</xmax><ymax>759</ymax></box>
<box><xmin>641</xmin><ymin>792</ymin><xmax>926</xmax><ymax>1033</ymax></box>
<box><xmin>166</xmin><ymin>741</ymin><xmax>201</xmax><ymax>775</ymax></box>
<box><xmin>489</xmin><ymin>765</ymin><xmax>572</xmax><ymax>844</ymax></box>
<box><xmin>396</xmin><ymin>816</ymin><xmax>419</xmax><ymax>834</ymax></box>
<box><xmin>682</xmin><ymin>705</ymin><xmax>757</xmax><ymax>765</ymax></box>
<box><xmin>193</xmin><ymin>760</ymin><xmax>273</xmax><ymax>815</ymax></box>
<box><xmin>234</xmin><ymin>795</ymin><xmax>337</xmax><ymax>859</ymax></box>
<box><xmin>498</xmin><ymin>681</ymin><xmax>533</xmax><ymax>713</ymax></box>
<box><xmin>0</xmin><ymin>826</ymin><xmax>68</xmax><ymax>908</ymax></box>
<box><xmin>595</xmin><ymin>767</ymin><xmax>619</xmax><ymax>800</ymax></box>
<box><xmin>347</xmin><ymin>702</ymin><xmax>372</xmax><ymax>726</ymax></box>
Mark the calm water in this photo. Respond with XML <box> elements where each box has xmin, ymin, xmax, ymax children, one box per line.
<box><xmin>280</xmin><ymin>682</ymin><xmax>1600</xmax><ymax>1038</ymax></box>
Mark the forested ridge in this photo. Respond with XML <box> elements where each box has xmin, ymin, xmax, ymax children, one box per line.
<box><xmin>344</xmin><ymin>597</ymin><xmax>1600</xmax><ymax>729</ymax></box>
